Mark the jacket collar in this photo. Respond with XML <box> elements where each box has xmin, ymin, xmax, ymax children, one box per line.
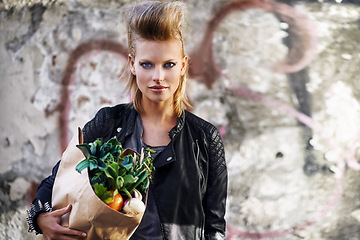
<box><xmin>124</xmin><ymin>103</ymin><xmax>138</xmax><ymax>139</ymax></box>
<box><xmin>169</xmin><ymin>110</ymin><xmax>185</xmax><ymax>140</ymax></box>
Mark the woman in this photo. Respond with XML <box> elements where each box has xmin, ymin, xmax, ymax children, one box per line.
<box><xmin>27</xmin><ymin>1</ymin><xmax>227</xmax><ymax>239</ymax></box>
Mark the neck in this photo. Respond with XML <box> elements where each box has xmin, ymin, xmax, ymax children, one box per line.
<box><xmin>138</xmin><ymin>98</ymin><xmax>178</xmax><ymax>147</ymax></box>
<box><xmin>140</xmin><ymin>98</ymin><xmax>177</xmax><ymax>124</ymax></box>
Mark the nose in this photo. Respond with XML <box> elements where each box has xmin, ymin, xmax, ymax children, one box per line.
<box><xmin>152</xmin><ymin>66</ymin><xmax>164</xmax><ymax>82</ymax></box>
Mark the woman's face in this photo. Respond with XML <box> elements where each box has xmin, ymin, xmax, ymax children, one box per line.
<box><xmin>129</xmin><ymin>38</ymin><xmax>187</xmax><ymax>106</ymax></box>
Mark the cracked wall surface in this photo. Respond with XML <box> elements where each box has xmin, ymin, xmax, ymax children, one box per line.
<box><xmin>1</xmin><ymin>0</ymin><xmax>360</xmax><ymax>239</ymax></box>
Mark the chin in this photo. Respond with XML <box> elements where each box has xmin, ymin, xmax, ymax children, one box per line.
<box><xmin>149</xmin><ymin>96</ymin><xmax>173</xmax><ymax>104</ymax></box>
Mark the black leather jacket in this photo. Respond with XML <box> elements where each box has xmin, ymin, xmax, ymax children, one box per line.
<box><xmin>30</xmin><ymin>103</ymin><xmax>227</xmax><ymax>239</ymax></box>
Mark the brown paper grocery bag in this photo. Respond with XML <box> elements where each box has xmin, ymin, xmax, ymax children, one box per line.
<box><xmin>52</xmin><ymin>128</ymin><xmax>143</xmax><ymax>240</ymax></box>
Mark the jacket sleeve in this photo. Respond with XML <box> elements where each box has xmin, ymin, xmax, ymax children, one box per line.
<box><xmin>35</xmin><ymin>161</ymin><xmax>60</xmax><ymax>204</ymax></box>
<box><xmin>204</xmin><ymin>126</ymin><xmax>228</xmax><ymax>240</ymax></box>
<box><xmin>27</xmin><ymin>161</ymin><xmax>59</xmax><ymax>234</ymax></box>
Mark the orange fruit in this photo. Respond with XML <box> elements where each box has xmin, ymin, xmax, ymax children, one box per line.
<box><xmin>107</xmin><ymin>191</ymin><xmax>123</xmax><ymax>211</ymax></box>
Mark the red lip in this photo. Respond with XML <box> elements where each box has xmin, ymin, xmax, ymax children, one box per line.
<box><xmin>149</xmin><ymin>85</ymin><xmax>167</xmax><ymax>89</ymax></box>
<box><xmin>149</xmin><ymin>85</ymin><xmax>168</xmax><ymax>92</ymax></box>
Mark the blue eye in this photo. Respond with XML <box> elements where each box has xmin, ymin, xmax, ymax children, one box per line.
<box><xmin>140</xmin><ymin>62</ymin><xmax>153</xmax><ymax>69</ymax></box>
<box><xmin>164</xmin><ymin>62</ymin><xmax>176</xmax><ymax>69</ymax></box>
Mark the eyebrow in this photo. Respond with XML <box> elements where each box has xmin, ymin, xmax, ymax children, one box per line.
<box><xmin>138</xmin><ymin>59</ymin><xmax>178</xmax><ymax>63</ymax></box>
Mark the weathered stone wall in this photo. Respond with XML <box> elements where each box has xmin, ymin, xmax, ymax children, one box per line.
<box><xmin>0</xmin><ymin>0</ymin><xmax>359</xmax><ymax>239</ymax></box>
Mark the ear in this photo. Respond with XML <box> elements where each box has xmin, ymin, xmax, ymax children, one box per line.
<box><xmin>128</xmin><ymin>54</ymin><xmax>136</xmax><ymax>75</ymax></box>
<box><xmin>180</xmin><ymin>55</ymin><xmax>188</xmax><ymax>76</ymax></box>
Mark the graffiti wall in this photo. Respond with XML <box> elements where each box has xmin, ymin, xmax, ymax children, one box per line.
<box><xmin>0</xmin><ymin>0</ymin><xmax>360</xmax><ymax>239</ymax></box>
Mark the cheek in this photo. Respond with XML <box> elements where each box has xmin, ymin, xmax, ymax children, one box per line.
<box><xmin>135</xmin><ymin>73</ymin><xmax>148</xmax><ymax>92</ymax></box>
<box><xmin>171</xmin><ymin>70</ymin><xmax>182</xmax><ymax>86</ymax></box>
<box><xmin>135</xmin><ymin>70</ymin><xmax>149</xmax><ymax>82</ymax></box>
<box><xmin>169</xmin><ymin>76</ymin><xmax>181</xmax><ymax>92</ymax></box>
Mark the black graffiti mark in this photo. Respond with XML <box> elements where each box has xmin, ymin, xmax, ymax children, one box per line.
<box><xmin>287</xmin><ymin>68</ymin><xmax>329</xmax><ymax>176</ymax></box>
<box><xmin>278</xmin><ymin>1</ymin><xmax>330</xmax><ymax>176</ymax></box>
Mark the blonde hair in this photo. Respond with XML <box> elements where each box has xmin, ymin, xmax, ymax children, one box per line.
<box><xmin>124</xmin><ymin>1</ymin><xmax>191</xmax><ymax>117</ymax></box>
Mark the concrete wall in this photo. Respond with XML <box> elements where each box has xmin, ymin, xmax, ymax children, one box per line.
<box><xmin>0</xmin><ymin>0</ymin><xmax>360</xmax><ymax>239</ymax></box>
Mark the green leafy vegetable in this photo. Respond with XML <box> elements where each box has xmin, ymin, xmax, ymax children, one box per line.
<box><xmin>75</xmin><ymin>136</ymin><xmax>155</xmax><ymax>205</ymax></box>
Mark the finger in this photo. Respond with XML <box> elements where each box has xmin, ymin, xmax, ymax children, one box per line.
<box><xmin>49</xmin><ymin>227</ymin><xmax>86</xmax><ymax>240</ymax></box>
<box><xmin>61</xmin><ymin>227</ymin><xmax>87</xmax><ymax>239</ymax></box>
<box><xmin>53</xmin><ymin>204</ymin><xmax>72</xmax><ymax>217</ymax></box>
<box><xmin>56</xmin><ymin>234</ymin><xmax>84</xmax><ymax>240</ymax></box>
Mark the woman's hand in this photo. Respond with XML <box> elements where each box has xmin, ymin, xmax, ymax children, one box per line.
<box><xmin>37</xmin><ymin>204</ymin><xmax>87</xmax><ymax>240</ymax></box>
